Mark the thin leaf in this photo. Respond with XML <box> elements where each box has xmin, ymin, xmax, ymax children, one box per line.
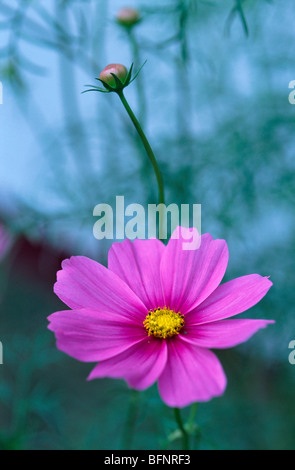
<box><xmin>129</xmin><ymin>60</ymin><xmax>147</xmax><ymax>84</ymax></box>
<box><xmin>82</xmin><ymin>88</ymin><xmax>109</xmax><ymax>94</ymax></box>
<box><xmin>235</xmin><ymin>0</ymin><xmax>249</xmax><ymax>37</ymax></box>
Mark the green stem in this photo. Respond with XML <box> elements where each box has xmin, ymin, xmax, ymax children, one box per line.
<box><xmin>117</xmin><ymin>90</ymin><xmax>165</xmax><ymax>207</ymax></box>
<box><xmin>174</xmin><ymin>408</ymin><xmax>190</xmax><ymax>450</ymax></box>
<box><xmin>121</xmin><ymin>390</ymin><xmax>140</xmax><ymax>450</ymax></box>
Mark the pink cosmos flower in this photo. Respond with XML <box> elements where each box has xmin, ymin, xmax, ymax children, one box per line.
<box><xmin>48</xmin><ymin>227</ymin><xmax>274</xmax><ymax>408</ymax></box>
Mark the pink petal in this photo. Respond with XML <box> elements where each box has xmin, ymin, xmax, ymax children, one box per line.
<box><xmin>180</xmin><ymin>319</ymin><xmax>275</xmax><ymax>349</ymax></box>
<box><xmin>186</xmin><ymin>274</ymin><xmax>273</xmax><ymax>325</ymax></box>
<box><xmin>48</xmin><ymin>309</ymin><xmax>146</xmax><ymax>362</ymax></box>
<box><xmin>158</xmin><ymin>338</ymin><xmax>227</xmax><ymax>407</ymax></box>
<box><xmin>54</xmin><ymin>256</ymin><xmax>147</xmax><ymax>322</ymax></box>
<box><xmin>88</xmin><ymin>338</ymin><xmax>168</xmax><ymax>391</ymax></box>
<box><xmin>108</xmin><ymin>238</ymin><xmax>165</xmax><ymax>309</ymax></box>
<box><xmin>160</xmin><ymin>228</ymin><xmax>229</xmax><ymax>314</ymax></box>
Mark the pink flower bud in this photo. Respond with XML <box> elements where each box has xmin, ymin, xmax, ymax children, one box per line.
<box><xmin>99</xmin><ymin>64</ymin><xmax>129</xmax><ymax>88</ymax></box>
<box><xmin>116</xmin><ymin>7</ymin><xmax>140</xmax><ymax>27</ymax></box>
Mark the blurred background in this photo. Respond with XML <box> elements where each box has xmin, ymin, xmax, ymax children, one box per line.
<box><xmin>0</xmin><ymin>0</ymin><xmax>294</xmax><ymax>450</ymax></box>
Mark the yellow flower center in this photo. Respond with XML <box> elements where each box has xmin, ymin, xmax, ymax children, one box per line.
<box><xmin>143</xmin><ymin>308</ymin><xmax>185</xmax><ymax>339</ymax></box>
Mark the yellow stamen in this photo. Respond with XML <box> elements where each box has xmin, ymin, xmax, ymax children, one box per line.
<box><xmin>143</xmin><ymin>308</ymin><xmax>185</xmax><ymax>339</ymax></box>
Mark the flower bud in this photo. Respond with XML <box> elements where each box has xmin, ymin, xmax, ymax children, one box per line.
<box><xmin>99</xmin><ymin>64</ymin><xmax>129</xmax><ymax>89</ymax></box>
<box><xmin>116</xmin><ymin>7</ymin><xmax>141</xmax><ymax>28</ymax></box>
<box><xmin>84</xmin><ymin>62</ymin><xmax>145</xmax><ymax>95</ymax></box>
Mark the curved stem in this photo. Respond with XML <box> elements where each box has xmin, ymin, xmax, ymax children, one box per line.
<box><xmin>117</xmin><ymin>90</ymin><xmax>165</xmax><ymax>207</ymax></box>
<box><xmin>174</xmin><ymin>408</ymin><xmax>190</xmax><ymax>450</ymax></box>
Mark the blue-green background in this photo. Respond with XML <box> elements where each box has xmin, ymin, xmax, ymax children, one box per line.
<box><xmin>0</xmin><ymin>0</ymin><xmax>294</xmax><ymax>450</ymax></box>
